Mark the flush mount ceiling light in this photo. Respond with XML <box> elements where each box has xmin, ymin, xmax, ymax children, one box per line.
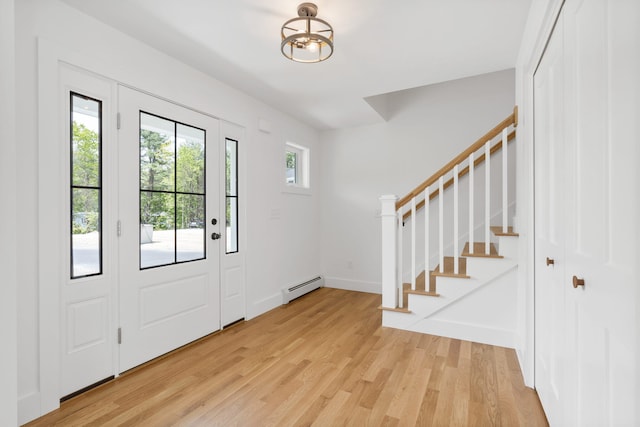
<box><xmin>281</xmin><ymin>2</ymin><xmax>334</xmax><ymax>63</ymax></box>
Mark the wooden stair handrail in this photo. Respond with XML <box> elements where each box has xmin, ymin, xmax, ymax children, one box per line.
<box><xmin>403</xmin><ymin>130</ymin><xmax>516</xmax><ymax>221</ymax></box>
<box><xmin>396</xmin><ymin>106</ymin><xmax>518</xmax><ymax>211</ymax></box>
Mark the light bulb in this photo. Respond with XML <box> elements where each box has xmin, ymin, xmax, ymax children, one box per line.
<box><xmin>307</xmin><ymin>41</ymin><xmax>318</xmax><ymax>52</ymax></box>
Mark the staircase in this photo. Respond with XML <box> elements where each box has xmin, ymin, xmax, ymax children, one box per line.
<box><xmin>379</xmin><ymin>108</ymin><xmax>519</xmax><ymax>348</ymax></box>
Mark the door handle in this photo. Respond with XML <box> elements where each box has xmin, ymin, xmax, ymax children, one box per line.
<box><xmin>572</xmin><ymin>276</ymin><xmax>585</xmax><ymax>288</ymax></box>
<box><xmin>211</xmin><ymin>232</ymin><xmax>221</xmax><ymax>240</ymax></box>
<box><xmin>546</xmin><ymin>257</ymin><xmax>555</xmax><ymax>266</ymax></box>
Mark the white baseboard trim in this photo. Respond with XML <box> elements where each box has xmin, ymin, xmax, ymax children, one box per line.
<box><xmin>19</xmin><ymin>391</ymin><xmax>43</xmax><ymax>425</ymax></box>
<box><xmin>516</xmin><ymin>345</ymin><xmax>535</xmax><ymax>388</ymax></box>
<box><xmin>324</xmin><ymin>277</ymin><xmax>381</xmax><ymax>294</ymax></box>
<box><xmin>408</xmin><ymin>318</ymin><xmax>515</xmax><ymax>349</ymax></box>
<box><xmin>383</xmin><ymin>312</ymin><xmax>515</xmax><ymax>349</ymax></box>
<box><xmin>246</xmin><ymin>292</ymin><xmax>281</xmax><ymax>320</ymax></box>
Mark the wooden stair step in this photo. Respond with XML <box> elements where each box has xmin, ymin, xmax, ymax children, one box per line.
<box><xmin>389</xmin><ymin>268</ymin><xmax>444</xmax><ymax>313</ymax></box>
<box><xmin>432</xmin><ymin>256</ymin><xmax>470</xmax><ymax>278</ymax></box>
<box><xmin>403</xmin><ymin>271</ymin><xmax>440</xmax><ymax>303</ymax></box>
<box><xmin>490</xmin><ymin>226</ymin><xmax>519</xmax><ymax>237</ymax></box>
<box><xmin>461</xmin><ymin>242</ymin><xmax>503</xmax><ymax>258</ymax></box>
<box><xmin>378</xmin><ymin>305</ymin><xmax>411</xmax><ymax>313</ymax></box>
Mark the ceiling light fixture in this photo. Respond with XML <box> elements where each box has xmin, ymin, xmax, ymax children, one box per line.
<box><xmin>281</xmin><ymin>2</ymin><xmax>334</xmax><ymax>63</ymax></box>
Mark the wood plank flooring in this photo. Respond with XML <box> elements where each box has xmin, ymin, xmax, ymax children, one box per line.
<box><xmin>26</xmin><ymin>288</ymin><xmax>548</xmax><ymax>426</ymax></box>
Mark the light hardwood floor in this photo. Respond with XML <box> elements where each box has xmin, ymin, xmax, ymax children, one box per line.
<box><xmin>26</xmin><ymin>288</ymin><xmax>548</xmax><ymax>426</ymax></box>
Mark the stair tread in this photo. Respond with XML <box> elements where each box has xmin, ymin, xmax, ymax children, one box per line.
<box><xmin>432</xmin><ymin>256</ymin><xmax>470</xmax><ymax>278</ymax></box>
<box><xmin>378</xmin><ymin>305</ymin><xmax>411</xmax><ymax>313</ymax></box>
<box><xmin>402</xmin><ymin>271</ymin><xmax>440</xmax><ymax>301</ymax></box>
<box><xmin>461</xmin><ymin>242</ymin><xmax>504</xmax><ymax>258</ymax></box>
<box><xmin>490</xmin><ymin>226</ymin><xmax>519</xmax><ymax>237</ymax></box>
<box><xmin>406</xmin><ymin>289</ymin><xmax>440</xmax><ymax>297</ymax></box>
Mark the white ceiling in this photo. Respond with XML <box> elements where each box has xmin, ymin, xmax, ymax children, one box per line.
<box><xmin>59</xmin><ymin>0</ymin><xmax>532</xmax><ymax>130</ymax></box>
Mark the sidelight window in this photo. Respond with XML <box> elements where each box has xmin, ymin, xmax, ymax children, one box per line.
<box><xmin>70</xmin><ymin>93</ymin><xmax>103</xmax><ymax>279</ymax></box>
<box><xmin>225</xmin><ymin>138</ymin><xmax>239</xmax><ymax>254</ymax></box>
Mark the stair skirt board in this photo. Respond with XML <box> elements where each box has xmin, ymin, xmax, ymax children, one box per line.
<box><xmin>281</xmin><ymin>276</ymin><xmax>324</xmax><ymax>304</ymax></box>
<box><xmin>384</xmin><ymin>266</ymin><xmax>517</xmax><ymax>348</ymax></box>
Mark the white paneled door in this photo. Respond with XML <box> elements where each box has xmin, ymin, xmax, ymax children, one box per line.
<box><xmin>61</xmin><ymin>65</ymin><xmax>117</xmax><ymax>398</ymax></box>
<box><xmin>118</xmin><ymin>86</ymin><xmax>221</xmax><ymax>372</ymax></box>
<box><xmin>220</xmin><ymin>123</ymin><xmax>246</xmax><ymax>327</ymax></box>
<box><xmin>534</xmin><ymin>0</ymin><xmax>638</xmax><ymax>425</ymax></box>
<box><xmin>533</xmin><ymin>14</ymin><xmax>566</xmax><ymax>424</ymax></box>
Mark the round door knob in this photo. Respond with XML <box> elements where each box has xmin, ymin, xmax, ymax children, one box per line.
<box><xmin>572</xmin><ymin>276</ymin><xmax>585</xmax><ymax>288</ymax></box>
<box><xmin>546</xmin><ymin>257</ymin><xmax>555</xmax><ymax>266</ymax></box>
<box><xmin>211</xmin><ymin>232</ymin><xmax>221</xmax><ymax>240</ymax></box>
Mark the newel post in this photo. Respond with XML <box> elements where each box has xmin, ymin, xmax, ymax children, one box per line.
<box><xmin>380</xmin><ymin>195</ymin><xmax>398</xmax><ymax>308</ymax></box>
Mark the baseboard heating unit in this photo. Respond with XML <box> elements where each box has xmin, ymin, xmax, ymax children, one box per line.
<box><xmin>282</xmin><ymin>276</ymin><xmax>324</xmax><ymax>304</ymax></box>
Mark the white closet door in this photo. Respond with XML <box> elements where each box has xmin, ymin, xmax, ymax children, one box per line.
<box><xmin>534</xmin><ymin>0</ymin><xmax>638</xmax><ymax>425</ymax></box>
<box><xmin>563</xmin><ymin>0</ymin><xmax>638</xmax><ymax>424</ymax></box>
<box><xmin>533</xmin><ymin>14</ymin><xmax>567</xmax><ymax>425</ymax></box>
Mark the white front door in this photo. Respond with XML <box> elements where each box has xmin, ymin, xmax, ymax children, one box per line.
<box><xmin>118</xmin><ymin>86</ymin><xmax>221</xmax><ymax>372</ymax></box>
<box><xmin>533</xmin><ymin>0</ymin><xmax>638</xmax><ymax>425</ymax></box>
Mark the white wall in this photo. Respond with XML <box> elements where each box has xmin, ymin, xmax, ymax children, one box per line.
<box><xmin>320</xmin><ymin>69</ymin><xmax>516</xmax><ymax>293</ymax></box>
<box><xmin>16</xmin><ymin>0</ymin><xmax>322</xmax><ymax>423</ymax></box>
<box><xmin>0</xmin><ymin>0</ymin><xmax>18</xmax><ymax>424</ymax></box>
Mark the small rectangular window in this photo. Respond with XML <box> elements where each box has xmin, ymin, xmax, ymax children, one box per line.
<box><xmin>225</xmin><ymin>138</ymin><xmax>239</xmax><ymax>254</ymax></box>
<box><xmin>285</xmin><ymin>142</ymin><xmax>310</xmax><ymax>189</ymax></box>
<box><xmin>70</xmin><ymin>93</ymin><xmax>103</xmax><ymax>279</ymax></box>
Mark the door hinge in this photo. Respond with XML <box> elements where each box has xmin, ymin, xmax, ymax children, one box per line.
<box><xmin>117</xmin><ymin>220</ymin><xmax>121</xmax><ymax>237</ymax></box>
<box><xmin>117</xmin><ymin>112</ymin><xmax>121</xmax><ymax>130</ymax></box>
<box><xmin>117</xmin><ymin>327</ymin><xmax>122</xmax><ymax>344</ymax></box>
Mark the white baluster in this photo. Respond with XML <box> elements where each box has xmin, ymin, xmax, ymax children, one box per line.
<box><xmin>469</xmin><ymin>152</ymin><xmax>474</xmax><ymax>254</ymax></box>
<box><xmin>439</xmin><ymin>176</ymin><xmax>444</xmax><ymax>273</ymax></box>
<box><xmin>485</xmin><ymin>141</ymin><xmax>491</xmax><ymax>255</ymax></box>
<box><xmin>454</xmin><ymin>164</ymin><xmax>459</xmax><ymax>274</ymax></box>
<box><xmin>424</xmin><ymin>187</ymin><xmax>430</xmax><ymax>282</ymax></box>
<box><xmin>397</xmin><ymin>208</ymin><xmax>403</xmax><ymax>308</ymax></box>
<box><xmin>502</xmin><ymin>127</ymin><xmax>509</xmax><ymax>233</ymax></box>
<box><xmin>411</xmin><ymin>197</ymin><xmax>416</xmax><ymax>291</ymax></box>
<box><xmin>379</xmin><ymin>195</ymin><xmax>398</xmax><ymax>309</ymax></box>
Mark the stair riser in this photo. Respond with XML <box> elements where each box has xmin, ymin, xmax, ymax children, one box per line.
<box><xmin>465</xmin><ymin>257</ymin><xmax>516</xmax><ymax>280</ymax></box>
<box><xmin>408</xmin><ymin>279</ymin><xmax>475</xmax><ymax>313</ymax></box>
<box><xmin>382</xmin><ymin>310</ymin><xmax>419</xmax><ymax>329</ymax></box>
<box><xmin>496</xmin><ymin>235</ymin><xmax>518</xmax><ymax>258</ymax></box>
